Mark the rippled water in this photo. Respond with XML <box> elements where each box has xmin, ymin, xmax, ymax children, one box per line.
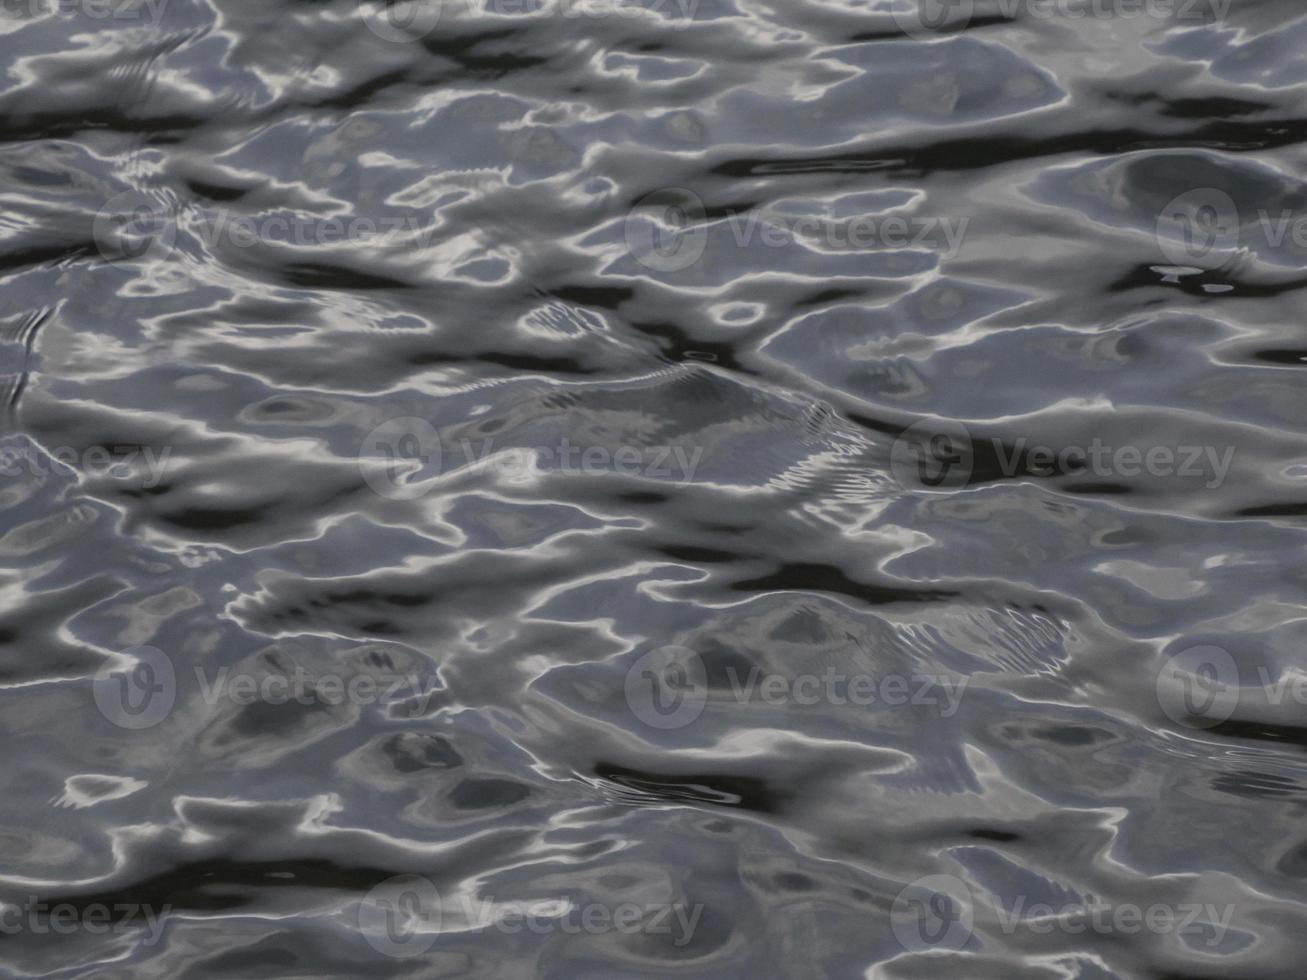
<box><xmin>4</xmin><ymin>0</ymin><xmax>1307</xmax><ymax>976</ymax></box>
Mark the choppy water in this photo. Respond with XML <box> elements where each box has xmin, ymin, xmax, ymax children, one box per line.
<box><xmin>3</xmin><ymin>0</ymin><xmax>1307</xmax><ymax>976</ymax></box>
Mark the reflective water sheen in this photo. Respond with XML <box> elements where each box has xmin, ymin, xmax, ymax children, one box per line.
<box><xmin>3</xmin><ymin>0</ymin><xmax>1307</xmax><ymax>976</ymax></box>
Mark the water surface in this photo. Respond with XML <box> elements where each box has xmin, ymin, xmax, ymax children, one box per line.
<box><xmin>2</xmin><ymin>0</ymin><xmax>1307</xmax><ymax>976</ymax></box>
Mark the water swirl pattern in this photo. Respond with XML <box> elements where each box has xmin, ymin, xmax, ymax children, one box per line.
<box><xmin>1</xmin><ymin>0</ymin><xmax>1306</xmax><ymax>976</ymax></box>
